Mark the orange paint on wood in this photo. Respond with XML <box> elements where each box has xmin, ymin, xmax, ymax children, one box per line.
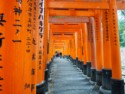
<box><xmin>94</xmin><ymin>10</ymin><xmax>103</xmax><ymax>71</ymax></box>
<box><xmin>109</xmin><ymin>0</ymin><xmax>122</xmax><ymax>80</ymax></box>
<box><xmin>82</xmin><ymin>23</ymin><xmax>89</xmax><ymax>64</ymax></box>
<box><xmin>102</xmin><ymin>10</ymin><xmax>112</xmax><ymax>69</ymax></box>
<box><xmin>89</xmin><ymin>17</ymin><xmax>96</xmax><ymax>69</ymax></box>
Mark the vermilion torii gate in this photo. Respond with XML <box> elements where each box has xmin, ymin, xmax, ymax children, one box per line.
<box><xmin>0</xmin><ymin>0</ymin><xmax>125</xmax><ymax>94</ymax></box>
<box><xmin>47</xmin><ymin>0</ymin><xmax>125</xmax><ymax>94</ymax></box>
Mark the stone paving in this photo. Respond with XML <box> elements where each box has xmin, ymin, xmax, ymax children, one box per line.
<box><xmin>48</xmin><ymin>57</ymin><xmax>99</xmax><ymax>94</ymax></box>
<box><xmin>46</xmin><ymin>48</ymin><xmax>125</xmax><ymax>94</ymax></box>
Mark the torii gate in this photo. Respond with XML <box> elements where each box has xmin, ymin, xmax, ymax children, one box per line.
<box><xmin>45</xmin><ymin>0</ymin><xmax>125</xmax><ymax>94</ymax></box>
<box><xmin>0</xmin><ymin>0</ymin><xmax>125</xmax><ymax>94</ymax></box>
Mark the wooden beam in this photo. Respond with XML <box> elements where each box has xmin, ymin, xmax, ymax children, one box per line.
<box><xmin>49</xmin><ymin>16</ymin><xmax>89</xmax><ymax>23</ymax></box>
<box><xmin>51</xmin><ymin>29</ymin><xmax>81</xmax><ymax>32</ymax></box>
<box><xmin>117</xmin><ymin>1</ymin><xmax>125</xmax><ymax>10</ymax></box>
<box><xmin>48</xmin><ymin>1</ymin><xmax>109</xmax><ymax>9</ymax></box>
<box><xmin>53</xmin><ymin>40</ymin><xmax>67</xmax><ymax>42</ymax></box>
<box><xmin>53</xmin><ymin>37</ymin><xmax>73</xmax><ymax>40</ymax></box>
<box><xmin>48</xmin><ymin>1</ymin><xmax>125</xmax><ymax>10</ymax></box>
<box><xmin>49</xmin><ymin>9</ymin><xmax>95</xmax><ymax>16</ymax></box>
<box><xmin>50</xmin><ymin>24</ymin><xmax>82</xmax><ymax>29</ymax></box>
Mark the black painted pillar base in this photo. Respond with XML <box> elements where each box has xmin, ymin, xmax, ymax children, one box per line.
<box><xmin>79</xmin><ymin>61</ymin><xmax>83</xmax><ymax>70</ymax></box>
<box><xmin>102</xmin><ymin>69</ymin><xmax>112</xmax><ymax>90</ymax></box>
<box><xmin>111</xmin><ymin>79</ymin><xmax>124</xmax><ymax>94</ymax></box>
<box><xmin>99</xmin><ymin>86</ymin><xmax>111</xmax><ymax>94</ymax></box>
<box><xmin>96</xmin><ymin>71</ymin><xmax>102</xmax><ymax>86</ymax></box>
<box><xmin>77</xmin><ymin>60</ymin><xmax>80</xmax><ymax>68</ymax></box>
<box><xmin>71</xmin><ymin>58</ymin><xmax>74</xmax><ymax>63</ymax></box>
<box><xmin>45</xmin><ymin>69</ymin><xmax>49</xmax><ymax>91</ymax></box>
<box><xmin>86</xmin><ymin>62</ymin><xmax>91</xmax><ymax>77</ymax></box>
<box><xmin>99</xmin><ymin>69</ymin><xmax>112</xmax><ymax>94</ymax></box>
<box><xmin>91</xmin><ymin>68</ymin><xmax>96</xmax><ymax>82</ymax></box>
<box><xmin>36</xmin><ymin>81</ymin><xmax>46</xmax><ymax>94</ymax></box>
<box><xmin>72</xmin><ymin>59</ymin><xmax>75</xmax><ymax>65</ymax></box>
<box><xmin>76</xmin><ymin>57</ymin><xmax>78</xmax><ymax>67</ymax></box>
<box><xmin>73</xmin><ymin>59</ymin><xmax>75</xmax><ymax>65</ymax></box>
<box><xmin>83</xmin><ymin>64</ymin><xmax>87</xmax><ymax>75</ymax></box>
<box><xmin>47</xmin><ymin>63</ymin><xmax>50</xmax><ymax>78</ymax></box>
<box><xmin>51</xmin><ymin>57</ymin><xmax>54</xmax><ymax>62</ymax></box>
<box><xmin>69</xmin><ymin>55</ymin><xmax>70</xmax><ymax>58</ymax></box>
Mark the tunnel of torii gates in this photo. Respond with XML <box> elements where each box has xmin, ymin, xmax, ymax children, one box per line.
<box><xmin>0</xmin><ymin>0</ymin><xmax>125</xmax><ymax>94</ymax></box>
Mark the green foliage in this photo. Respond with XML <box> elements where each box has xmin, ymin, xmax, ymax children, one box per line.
<box><xmin>118</xmin><ymin>10</ymin><xmax>125</xmax><ymax>47</ymax></box>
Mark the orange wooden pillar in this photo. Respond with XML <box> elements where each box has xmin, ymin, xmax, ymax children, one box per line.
<box><xmin>41</xmin><ymin>0</ymin><xmax>49</xmax><ymax>93</ymax></box>
<box><xmin>70</xmin><ymin>37</ymin><xmax>75</xmax><ymax>58</ymax></box>
<box><xmin>3</xmin><ymin>1</ymin><xmax>17</xmax><ymax>93</ymax></box>
<box><xmin>82</xmin><ymin>23</ymin><xmax>89</xmax><ymax>75</ymax></box>
<box><xmin>81</xmin><ymin>23</ymin><xmax>85</xmax><ymax>68</ymax></box>
<box><xmin>99</xmin><ymin>10</ymin><xmax>112</xmax><ymax>93</ymax></box>
<box><xmin>1</xmin><ymin>0</ymin><xmax>33</xmax><ymax>94</ymax></box>
<box><xmin>31</xmin><ymin>0</ymin><xmax>38</xmax><ymax>94</ymax></box>
<box><xmin>89</xmin><ymin>17</ymin><xmax>97</xmax><ymax>82</ymax></box>
<box><xmin>43</xmin><ymin>1</ymin><xmax>49</xmax><ymax>67</ymax></box>
<box><xmin>48</xmin><ymin>29</ymin><xmax>52</xmax><ymax>61</ymax></box>
<box><xmin>72</xmin><ymin>34</ymin><xmax>76</xmax><ymax>59</ymax></box>
<box><xmin>79</xmin><ymin>26</ymin><xmax>85</xmax><ymax>70</ymax></box>
<box><xmin>77</xmin><ymin>30</ymin><xmax>82</xmax><ymax>61</ymax></box>
<box><xmin>75</xmin><ymin>30</ymin><xmax>83</xmax><ymax>68</ymax></box>
<box><xmin>75</xmin><ymin>32</ymin><xmax>78</xmax><ymax>59</ymax></box>
<box><xmin>49</xmin><ymin>29</ymin><xmax>53</xmax><ymax>60</ymax></box>
<box><xmin>86</xmin><ymin>22</ymin><xmax>92</xmax><ymax>78</ymax></box>
<box><xmin>15</xmin><ymin>1</ymin><xmax>30</xmax><ymax>94</ymax></box>
<box><xmin>49</xmin><ymin>29</ymin><xmax>56</xmax><ymax>59</ymax></box>
<box><xmin>69</xmin><ymin>39</ymin><xmax>72</xmax><ymax>57</ymax></box>
<box><xmin>67</xmin><ymin>40</ymin><xmax>71</xmax><ymax>55</ymax></box>
<box><xmin>74</xmin><ymin>32</ymin><xmax>80</xmax><ymax>66</ymax></box>
<box><xmin>3</xmin><ymin>1</ymin><xmax>30</xmax><ymax>94</ymax></box>
<box><xmin>80</xmin><ymin>28</ymin><xmax>84</xmax><ymax>63</ymax></box>
<box><xmin>13</xmin><ymin>0</ymin><xmax>36</xmax><ymax>93</ymax></box>
<box><xmin>36</xmin><ymin>0</ymin><xmax>48</xmax><ymax>94</ymax></box>
<box><xmin>22</xmin><ymin>0</ymin><xmax>34</xmax><ymax>94</ymax></box>
<box><xmin>0</xmin><ymin>1</ymin><xmax>5</xmax><ymax>93</ymax></box>
<box><xmin>66</xmin><ymin>40</ymin><xmax>69</xmax><ymax>55</ymax></box>
<box><xmin>51</xmin><ymin>40</ymin><xmax>54</xmax><ymax>56</ymax></box>
<box><xmin>94</xmin><ymin>10</ymin><xmax>103</xmax><ymax>86</ymax></box>
<box><xmin>73</xmin><ymin>34</ymin><xmax>76</xmax><ymax>59</ymax></box>
<box><xmin>109</xmin><ymin>0</ymin><xmax>124</xmax><ymax>93</ymax></box>
<box><xmin>51</xmin><ymin>40</ymin><xmax>55</xmax><ymax>57</ymax></box>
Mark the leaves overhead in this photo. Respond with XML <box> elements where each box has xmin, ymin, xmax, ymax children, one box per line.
<box><xmin>118</xmin><ymin>10</ymin><xmax>125</xmax><ymax>47</ymax></box>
